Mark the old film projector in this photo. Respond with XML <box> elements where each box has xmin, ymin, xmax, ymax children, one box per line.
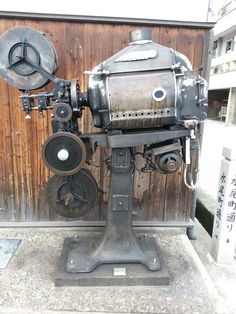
<box><xmin>0</xmin><ymin>26</ymin><xmax>207</xmax><ymax>283</ymax></box>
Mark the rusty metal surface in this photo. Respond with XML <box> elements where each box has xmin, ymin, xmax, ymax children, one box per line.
<box><xmin>108</xmin><ymin>71</ymin><xmax>175</xmax><ymax>128</ymax></box>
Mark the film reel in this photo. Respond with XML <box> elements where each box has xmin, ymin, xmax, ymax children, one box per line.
<box><xmin>45</xmin><ymin>169</ymin><xmax>98</xmax><ymax>218</ymax></box>
<box><xmin>0</xmin><ymin>26</ymin><xmax>57</xmax><ymax>90</ymax></box>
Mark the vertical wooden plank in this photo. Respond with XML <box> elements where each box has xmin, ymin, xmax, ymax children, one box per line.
<box><xmin>151</xmin><ymin>25</ymin><xmax>160</xmax><ymax>43</ymax></box>
<box><xmin>2</xmin><ymin>18</ymin><xmax>29</xmax><ymax>221</ymax></box>
<box><xmin>164</xmin><ymin>165</ymin><xmax>185</xmax><ymax>221</ymax></box>
<box><xmin>0</xmin><ymin>19</ymin><xmax>14</xmax><ymax>221</ymax></box>
<box><xmin>0</xmin><ymin>79</ymin><xmax>14</xmax><ymax>221</ymax></box>
<box><xmin>148</xmin><ymin>166</ymin><xmax>167</xmax><ymax>221</ymax></box>
<box><xmin>176</xmin><ymin>28</ymin><xmax>197</xmax><ymax>64</ymax></box>
<box><xmin>159</xmin><ymin>26</ymin><xmax>178</xmax><ymax>48</ymax></box>
<box><xmin>192</xmin><ymin>29</ymin><xmax>204</xmax><ymax>70</ymax></box>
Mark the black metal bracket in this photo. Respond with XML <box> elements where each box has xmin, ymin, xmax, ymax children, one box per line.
<box><xmin>79</xmin><ymin>128</ymin><xmax>191</xmax><ymax>152</ymax></box>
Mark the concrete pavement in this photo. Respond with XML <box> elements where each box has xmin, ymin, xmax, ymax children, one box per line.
<box><xmin>0</xmin><ymin>224</ymin><xmax>234</xmax><ymax>314</ymax></box>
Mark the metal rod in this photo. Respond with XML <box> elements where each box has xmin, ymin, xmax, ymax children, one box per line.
<box><xmin>0</xmin><ymin>11</ymin><xmax>215</xmax><ymax>29</ymax></box>
<box><xmin>0</xmin><ymin>219</ymin><xmax>194</xmax><ymax>228</ymax></box>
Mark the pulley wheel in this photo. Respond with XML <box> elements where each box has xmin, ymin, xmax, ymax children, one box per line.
<box><xmin>70</xmin><ymin>79</ymin><xmax>80</xmax><ymax>109</ymax></box>
<box><xmin>0</xmin><ymin>26</ymin><xmax>57</xmax><ymax>90</ymax></box>
<box><xmin>42</xmin><ymin>132</ymin><xmax>86</xmax><ymax>176</ymax></box>
<box><xmin>45</xmin><ymin>169</ymin><xmax>98</xmax><ymax>218</ymax></box>
<box><xmin>53</xmin><ymin>103</ymin><xmax>73</xmax><ymax>122</ymax></box>
<box><xmin>155</xmin><ymin>151</ymin><xmax>182</xmax><ymax>174</ymax></box>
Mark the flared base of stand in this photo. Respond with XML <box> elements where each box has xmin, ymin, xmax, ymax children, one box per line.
<box><xmin>55</xmin><ymin>237</ymin><xmax>169</xmax><ymax>287</ymax></box>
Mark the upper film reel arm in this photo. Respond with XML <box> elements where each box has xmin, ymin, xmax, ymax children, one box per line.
<box><xmin>0</xmin><ymin>26</ymin><xmax>89</xmax><ymax>122</ymax></box>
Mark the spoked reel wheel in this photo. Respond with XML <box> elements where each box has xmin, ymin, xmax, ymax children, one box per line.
<box><xmin>45</xmin><ymin>169</ymin><xmax>98</xmax><ymax>218</ymax></box>
<box><xmin>0</xmin><ymin>26</ymin><xmax>57</xmax><ymax>90</ymax></box>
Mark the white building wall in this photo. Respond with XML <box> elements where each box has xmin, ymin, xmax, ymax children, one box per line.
<box><xmin>213</xmin><ymin>3</ymin><xmax>236</xmax><ymax>36</ymax></box>
<box><xmin>209</xmin><ymin>2</ymin><xmax>236</xmax><ymax>92</ymax></box>
<box><xmin>209</xmin><ymin>0</ymin><xmax>236</xmax><ymax>124</ymax></box>
<box><xmin>209</xmin><ymin>71</ymin><xmax>236</xmax><ymax>89</ymax></box>
<box><xmin>226</xmin><ymin>87</ymin><xmax>236</xmax><ymax>123</ymax></box>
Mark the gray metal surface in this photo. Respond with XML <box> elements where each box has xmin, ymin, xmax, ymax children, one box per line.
<box><xmin>88</xmin><ymin>29</ymin><xmax>208</xmax><ymax>129</ymax></box>
<box><xmin>106</xmin><ymin>128</ymin><xmax>191</xmax><ymax>148</ymax></box>
<box><xmin>129</xmin><ymin>28</ymin><xmax>152</xmax><ymax>42</ymax></box>
<box><xmin>0</xmin><ymin>11</ymin><xmax>215</xmax><ymax>29</ymax></box>
<box><xmin>0</xmin><ymin>238</ymin><xmax>21</xmax><ymax>269</ymax></box>
<box><xmin>108</xmin><ymin>71</ymin><xmax>176</xmax><ymax>129</ymax></box>
<box><xmin>55</xmin><ymin>237</ymin><xmax>169</xmax><ymax>286</ymax></box>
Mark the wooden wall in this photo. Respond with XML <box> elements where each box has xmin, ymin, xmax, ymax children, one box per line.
<box><xmin>0</xmin><ymin>17</ymin><xmax>210</xmax><ymax>223</ymax></box>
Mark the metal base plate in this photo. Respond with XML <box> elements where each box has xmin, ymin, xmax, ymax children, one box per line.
<box><xmin>55</xmin><ymin>237</ymin><xmax>169</xmax><ymax>287</ymax></box>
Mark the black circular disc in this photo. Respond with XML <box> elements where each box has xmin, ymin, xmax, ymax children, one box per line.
<box><xmin>155</xmin><ymin>151</ymin><xmax>182</xmax><ymax>174</ymax></box>
<box><xmin>0</xmin><ymin>26</ymin><xmax>57</xmax><ymax>90</ymax></box>
<box><xmin>45</xmin><ymin>169</ymin><xmax>98</xmax><ymax>218</ymax></box>
<box><xmin>53</xmin><ymin>103</ymin><xmax>73</xmax><ymax>122</ymax></box>
<box><xmin>42</xmin><ymin>132</ymin><xmax>86</xmax><ymax>176</ymax></box>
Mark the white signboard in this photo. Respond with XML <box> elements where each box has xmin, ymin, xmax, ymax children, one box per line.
<box><xmin>211</xmin><ymin>147</ymin><xmax>236</xmax><ymax>264</ymax></box>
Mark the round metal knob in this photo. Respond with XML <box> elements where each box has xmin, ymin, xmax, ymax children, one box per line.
<box><xmin>57</xmin><ymin>149</ymin><xmax>69</xmax><ymax>161</ymax></box>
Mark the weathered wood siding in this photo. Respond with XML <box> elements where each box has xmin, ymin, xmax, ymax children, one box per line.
<box><xmin>0</xmin><ymin>17</ymin><xmax>209</xmax><ymax>222</ymax></box>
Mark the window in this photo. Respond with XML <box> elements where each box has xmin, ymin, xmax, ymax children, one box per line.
<box><xmin>214</xmin><ymin>66</ymin><xmax>219</xmax><ymax>74</ymax></box>
<box><xmin>225</xmin><ymin>39</ymin><xmax>233</xmax><ymax>53</ymax></box>
<box><xmin>212</xmin><ymin>40</ymin><xmax>218</xmax><ymax>57</ymax></box>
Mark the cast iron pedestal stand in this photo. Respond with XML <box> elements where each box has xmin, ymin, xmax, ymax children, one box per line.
<box><xmin>56</xmin><ymin>148</ymin><xmax>169</xmax><ymax>286</ymax></box>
